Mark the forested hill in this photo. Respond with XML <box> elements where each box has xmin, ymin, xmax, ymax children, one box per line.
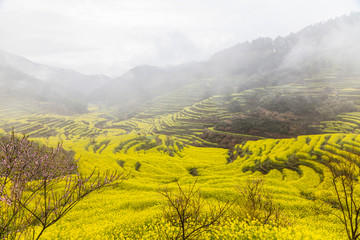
<box><xmin>90</xmin><ymin>12</ymin><xmax>360</xmax><ymax>114</ymax></box>
<box><xmin>2</xmin><ymin>13</ymin><xmax>360</xmax><ymax>118</ymax></box>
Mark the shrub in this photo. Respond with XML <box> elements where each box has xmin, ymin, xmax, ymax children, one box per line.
<box><xmin>188</xmin><ymin>168</ymin><xmax>198</xmax><ymax>177</ymax></box>
<box><xmin>135</xmin><ymin>161</ymin><xmax>141</xmax><ymax>171</ymax></box>
<box><xmin>235</xmin><ymin>178</ymin><xmax>284</xmax><ymax>225</ymax></box>
<box><xmin>159</xmin><ymin>180</ymin><xmax>231</xmax><ymax>239</ymax></box>
<box><xmin>116</xmin><ymin>160</ymin><xmax>126</xmax><ymax>168</ymax></box>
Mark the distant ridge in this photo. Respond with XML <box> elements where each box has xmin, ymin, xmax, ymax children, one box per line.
<box><xmin>91</xmin><ymin>12</ymin><xmax>360</xmax><ymax>113</ymax></box>
<box><xmin>0</xmin><ymin>49</ymin><xmax>111</xmax><ymax>94</ymax></box>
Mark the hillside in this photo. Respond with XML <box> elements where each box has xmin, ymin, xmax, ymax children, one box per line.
<box><xmin>2</xmin><ymin>12</ymin><xmax>360</xmax><ymax>240</ymax></box>
<box><xmin>90</xmin><ymin>13</ymin><xmax>360</xmax><ymax>126</ymax></box>
<box><xmin>0</xmin><ymin>49</ymin><xmax>111</xmax><ymax>94</ymax></box>
<box><xmin>0</xmin><ymin>50</ymin><xmax>113</xmax><ymax>115</ymax></box>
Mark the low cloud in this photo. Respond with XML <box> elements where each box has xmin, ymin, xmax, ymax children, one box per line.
<box><xmin>0</xmin><ymin>0</ymin><xmax>358</xmax><ymax>76</ymax></box>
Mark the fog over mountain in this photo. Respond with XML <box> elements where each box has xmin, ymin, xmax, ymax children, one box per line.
<box><xmin>1</xmin><ymin>12</ymin><xmax>360</xmax><ymax>117</ymax></box>
<box><xmin>0</xmin><ymin>49</ymin><xmax>111</xmax><ymax>94</ymax></box>
<box><xmin>0</xmin><ymin>50</ymin><xmax>111</xmax><ymax>114</ymax></box>
<box><xmin>3</xmin><ymin>6</ymin><xmax>360</xmax><ymax>239</ymax></box>
<box><xmin>90</xmin><ymin>13</ymin><xmax>360</xmax><ymax>112</ymax></box>
<box><xmin>0</xmin><ymin>0</ymin><xmax>358</xmax><ymax>76</ymax></box>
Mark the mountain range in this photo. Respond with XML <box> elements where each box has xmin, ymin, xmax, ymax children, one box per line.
<box><xmin>1</xmin><ymin>12</ymin><xmax>360</xmax><ymax>116</ymax></box>
<box><xmin>91</xmin><ymin>13</ymin><xmax>360</xmax><ymax>113</ymax></box>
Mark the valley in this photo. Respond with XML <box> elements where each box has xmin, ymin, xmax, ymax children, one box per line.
<box><xmin>1</xmin><ymin>67</ymin><xmax>360</xmax><ymax>239</ymax></box>
<box><xmin>2</xmin><ymin>13</ymin><xmax>360</xmax><ymax>239</ymax></box>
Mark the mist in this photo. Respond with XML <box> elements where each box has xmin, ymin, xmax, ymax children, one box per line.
<box><xmin>0</xmin><ymin>0</ymin><xmax>358</xmax><ymax>76</ymax></box>
<box><xmin>281</xmin><ymin>14</ymin><xmax>360</xmax><ymax>70</ymax></box>
<box><xmin>3</xmin><ymin>3</ymin><xmax>360</xmax><ymax>239</ymax></box>
<box><xmin>1</xmin><ymin>2</ymin><xmax>360</xmax><ymax>122</ymax></box>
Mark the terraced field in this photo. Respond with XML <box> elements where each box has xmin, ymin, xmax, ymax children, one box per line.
<box><xmin>25</xmin><ymin>131</ymin><xmax>355</xmax><ymax>240</ymax></box>
<box><xmin>1</xmin><ymin>68</ymin><xmax>360</xmax><ymax>239</ymax></box>
<box><xmin>135</xmin><ymin>79</ymin><xmax>212</xmax><ymax>118</ymax></box>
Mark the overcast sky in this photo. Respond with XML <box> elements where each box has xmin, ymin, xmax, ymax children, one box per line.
<box><xmin>0</xmin><ymin>0</ymin><xmax>359</xmax><ymax>77</ymax></box>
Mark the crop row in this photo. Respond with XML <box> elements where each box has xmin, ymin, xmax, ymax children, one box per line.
<box><xmin>231</xmin><ymin>134</ymin><xmax>360</xmax><ymax>183</ymax></box>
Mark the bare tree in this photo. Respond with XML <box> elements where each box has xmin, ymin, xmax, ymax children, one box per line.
<box><xmin>0</xmin><ymin>132</ymin><xmax>123</xmax><ymax>239</ymax></box>
<box><xmin>159</xmin><ymin>180</ymin><xmax>231</xmax><ymax>240</ymax></box>
<box><xmin>326</xmin><ymin>150</ymin><xmax>360</xmax><ymax>240</ymax></box>
<box><xmin>236</xmin><ymin>178</ymin><xmax>283</xmax><ymax>225</ymax></box>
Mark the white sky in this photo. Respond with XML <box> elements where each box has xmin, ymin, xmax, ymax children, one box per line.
<box><xmin>0</xmin><ymin>0</ymin><xmax>359</xmax><ymax>77</ymax></box>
